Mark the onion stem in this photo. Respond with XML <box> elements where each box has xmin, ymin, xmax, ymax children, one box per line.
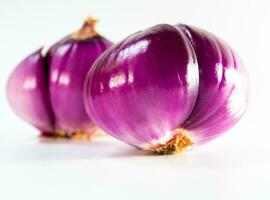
<box><xmin>72</xmin><ymin>17</ymin><xmax>98</xmax><ymax>40</ymax></box>
<box><xmin>142</xmin><ymin>129</ymin><xmax>193</xmax><ymax>155</ymax></box>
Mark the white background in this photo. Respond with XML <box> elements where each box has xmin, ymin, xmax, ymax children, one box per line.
<box><xmin>0</xmin><ymin>0</ymin><xmax>269</xmax><ymax>199</ymax></box>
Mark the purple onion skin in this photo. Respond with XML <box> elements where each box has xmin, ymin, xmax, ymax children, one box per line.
<box><xmin>177</xmin><ymin>24</ymin><xmax>249</xmax><ymax>144</ymax></box>
<box><xmin>7</xmin><ymin>21</ymin><xmax>112</xmax><ymax>136</ymax></box>
<box><xmin>84</xmin><ymin>24</ymin><xmax>249</xmax><ymax>151</ymax></box>
<box><xmin>7</xmin><ymin>49</ymin><xmax>54</xmax><ymax>133</ymax></box>
<box><xmin>47</xmin><ymin>35</ymin><xmax>112</xmax><ymax>133</ymax></box>
<box><xmin>84</xmin><ymin>24</ymin><xmax>199</xmax><ymax>146</ymax></box>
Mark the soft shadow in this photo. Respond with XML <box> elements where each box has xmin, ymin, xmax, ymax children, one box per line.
<box><xmin>107</xmin><ymin>145</ymin><xmax>267</xmax><ymax>170</ymax></box>
<box><xmin>108</xmin><ymin>147</ymin><xmax>156</xmax><ymax>157</ymax></box>
<box><xmin>38</xmin><ymin>136</ymin><xmax>157</xmax><ymax>157</ymax></box>
<box><xmin>1</xmin><ymin>135</ymin><xmax>131</xmax><ymax>162</ymax></box>
<box><xmin>2</xmin><ymin>135</ymin><xmax>267</xmax><ymax>170</ymax></box>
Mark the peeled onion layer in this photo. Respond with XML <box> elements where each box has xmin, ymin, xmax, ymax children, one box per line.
<box><xmin>84</xmin><ymin>24</ymin><xmax>249</xmax><ymax>154</ymax></box>
<box><xmin>7</xmin><ymin>18</ymin><xmax>112</xmax><ymax>139</ymax></box>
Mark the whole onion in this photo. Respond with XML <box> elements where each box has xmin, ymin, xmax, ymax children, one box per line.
<box><xmin>84</xmin><ymin>23</ymin><xmax>249</xmax><ymax>154</ymax></box>
<box><xmin>7</xmin><ymin>17</ymin><xmax>112</xmax><ymax>139</ymax></box>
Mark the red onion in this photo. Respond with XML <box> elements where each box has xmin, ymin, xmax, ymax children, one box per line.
<box><xmin>7</xmin><ymin>17</ymin><xmax>112</xmax><ymax>139</ymax></box>
<box><xmin>84</xmin><ymin>23</ymin><xmax>249</xmax><ymax>154</ymax></box>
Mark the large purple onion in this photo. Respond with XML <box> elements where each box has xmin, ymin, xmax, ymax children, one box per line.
<box><xmin>7</xmin><ymin>17</ymin><xmax>112</xmax><ymax>139</ymax></box>
<box><xmin>84</xmin><ymin>23</ymin><xmax>249</xmax><ymax>154</ymax></box>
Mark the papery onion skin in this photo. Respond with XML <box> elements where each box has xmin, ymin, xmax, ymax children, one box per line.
<box><xmin>84</xmin><ymin>23</ymin><xmax>249</xmax><ymax>153</ymax></box>
<box><xmin>7</xmin><ymin>18</ymin><xmax>112</xmax><ymax>138</ymax></box>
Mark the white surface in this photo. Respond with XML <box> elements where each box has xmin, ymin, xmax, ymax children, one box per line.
<box><xmin>1</xmin><ymin>136</ymin><xmax>270</xmax><ymax>200</ymax></box>
<box><xmin>0</xmin><ymin>0</ymin><xmax>270</xmax><ymax>199</ymax></box>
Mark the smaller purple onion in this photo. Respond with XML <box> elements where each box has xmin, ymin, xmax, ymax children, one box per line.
<box><xmin>7</xmin><ymin>17</ymin><xmax>113</xmax><ymax>139</ymax></box>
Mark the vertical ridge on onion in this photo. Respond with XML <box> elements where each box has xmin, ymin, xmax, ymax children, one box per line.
<box><xmin>177</xmin><ymin>24</ymin><xmax>249</xmax><ymax>144</ymax></box>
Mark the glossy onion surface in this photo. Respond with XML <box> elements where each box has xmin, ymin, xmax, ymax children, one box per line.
<box><xmin>7</xmin><ymin>18</ymin><xmax>112</xmax><ymax>137</ymax></box>
<box><xmin>177</xmin><ymin>24</ymin><xmax>249</xmax><ymax>144</ymax></box>
<box><xmin>47</xmin><ymin>35</ymin><xmax>112</xmax><ymax>134</ymax></box>
<box><xmin>84</xmin><ymin>23</ymin><xmax>249</xmax><ymax>153</ymax></box>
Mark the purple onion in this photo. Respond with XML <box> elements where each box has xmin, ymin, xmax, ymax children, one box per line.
<box><xmin>7</xmin><ymin>17</ymin><xmax>112</xmax><ymax>139</ymax></box>
<box><xmin>84</xmin><ymin>23</ymin><xmax>249</xmax><ymax>154</ymax></box>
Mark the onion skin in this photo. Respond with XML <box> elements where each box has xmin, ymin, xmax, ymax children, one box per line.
<box><xmin>47</xmin><ymin>34</ymin><xmax>112</xmax><ymax>134</ymax></box>
<box><xmin>84</xmin><ymin>24</ymin><xmax>198</xmax><ymax>146</ymax></box>
<box><xmin>7</xmin><ymin>49</ymin><xmax>54</xmax><ymax>133</ymax></box>
<box><xmin>7</xmin><ymin>18</ymin><xmax>112</xmax><ymax>138</ymax></box>
<box><xmin>84</xmin><ymin>23</ymin><xmax>249</xmax><ymax>153</ymax></box>
<box><xmin>177</xmin><ymin>25</ymin><xmax>249</xmax><ymax>144</ymax></box>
